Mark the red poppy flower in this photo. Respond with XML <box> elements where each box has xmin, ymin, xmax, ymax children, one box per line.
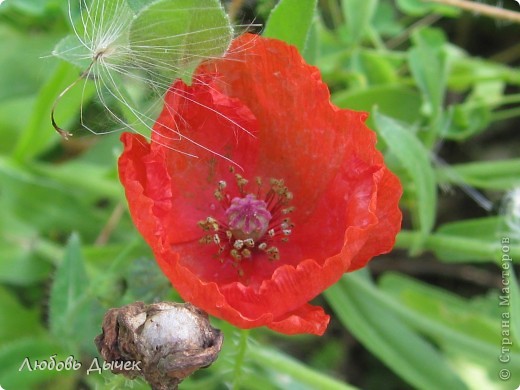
<box><xmin>118</xmin><ymin>34</ymin><xmax>402</xmax><ymax>335</ymax></box>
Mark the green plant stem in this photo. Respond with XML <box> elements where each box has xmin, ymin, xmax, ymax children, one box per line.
<box><xmin>248</xmin><ymin>345</ymin><xmax>358</xmax><ymax>390</ymax></box>
<box><xmin>386</xmin><ymin>14</ymin><xmax>442</xmax><ymax>49</ymax></box>
<box><xmin>437</xmin><ymin>159</ymin><xmax>520</xmax><ymax>179</ymax></box>
<box><xmin>492</xmin><ymin>106</ymin><xmax>520</xmax><ymax>122</ymax></box>
<box><xmin>367</xmin><ymin>26</ymin><xmax>386</xmax><ymax>52</ymax></box>
<box><xmin>490</xmin><ymin>93</ymin><xmax>520</xmax><ymax>106</ymax></box>
<box><xmin>232</xmin><ymin>329</ymin><xmax>250</xmax><ymax>390</ymax></box>
<box><xmin>448</xmin><ymin>73</ymin><xmax>516</xmax><ymax>87</ymax></box>
<box><xmin>490</xmin><ymin>41</ymin><xmax>520</xmax><ymax>64</ymax></box>
<box><xmin>35</xmin><ymin>238</ymin><xmax>63</xmax><ymax>265</ymax></box>
<box><xmin>435</xmin><ymin>158</ymin><xmax>520</xmax><ymax>190</ymax></box>
<box><xmin>396</xmin><ymin>230</ymin><xmax>520</xmax><ymax>262</ymax></box>
<box><xmin>457</xmin><ymin>93</ymin><xmax>520</xmax><ymax>110</ymax></box>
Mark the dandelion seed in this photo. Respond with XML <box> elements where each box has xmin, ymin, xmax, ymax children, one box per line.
<box><xmin>51</xmin><ymin>0</ymin><xmax>256</xmax><ymax>162</ymax></box>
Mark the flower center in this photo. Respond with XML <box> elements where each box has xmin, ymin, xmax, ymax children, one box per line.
<box><xmin>198</xmin><ymin>170</ymin><xmax>294</xmax><ymax>264</ymax></box>
<box><xmin>226</xmin><ymin>194</ymin><xmax>272</xmax><ymax>241</ymax></box>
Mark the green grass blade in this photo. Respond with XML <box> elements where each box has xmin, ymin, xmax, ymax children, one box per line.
<box><xmin>12</xmin><ymin>62</ymin><xmax>95</xmax><ymax>162</ymax></box>
<box><xmin>249</xmin><ymin>345</ymin><xmax>358</xmax><ymax>390</ymax></box>
<box><xmin>48</xmin><ymin>234</ymin><xmax>90</xmax><ymax>350</ymax></box>
<box><xmin>326</xmin><ymin>272</ymin><xmax>468</xmax><ymax>390</ymax></box>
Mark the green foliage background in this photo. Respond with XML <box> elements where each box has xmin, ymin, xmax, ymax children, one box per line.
<box><xmin>0</xmin><ymin>0</ymin><xmax>519</xmax><ymax>389</ymax></box>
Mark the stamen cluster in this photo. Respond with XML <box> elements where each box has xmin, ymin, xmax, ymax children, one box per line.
<box><xmin>198</xmin><ymin>169</ymin><xmax>295</xmax><ymax>264</ymax></box>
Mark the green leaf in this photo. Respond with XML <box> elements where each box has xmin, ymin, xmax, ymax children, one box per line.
<box><xmin>374</xmin><ymin>110</ymin><xmax>437</xmax><ymax>252</ymax></box>
<box><xmin>443</xmin><ymin>65</ymin><xmax>503</xmax><ymax>140</ymax></box>
<box><xmin>470</xmin><ymin>74</ymin><xmax>505</xmax><ymax>105</ymax></box>
<box><xmin>52</xmin><ymin>34</ymin><xmax>93</xmax><ymax>71</ymax></box>
<box><xmin>302</xmin><ymin>18</ymin><xmax>319</xmax><ymax>65</ymax></box>
<box><xmin>444</xmin><ymin>102</ymin><xmax>491</xmax><ymax>140</ymax></box>
<box><xmin>32</xmin><ymin>160</ymin><xmax>123</xmax><ymax>202</ymax></box>
<box><xmin>263</xmin><ymin>0</ymin><xmax>317</xmax><ymax>52</ymax></box>
<box><xmin>48</xmin><ymin>234</ymin><xmax>90</xmax><ymax>348</ymax></box>
<box><xmin>341</xmin><ymin>0</ymin><xmax>378</xmax><ymax>46</ymax></box>
<box><xmin>129</xmin><ymin>0</ymin><xmax>232</xmax><ymax>82</ymax></box>
<box><xmin>0</xmin><ymin>194</ymin><xmax>54</xmax><ymax>284</ymax></box>
<box><xmin>0</xmin><ymin>239</ymin><xmax>53</xmax><ymax>285</ymax></box>
<box><xmin>356</xmin><ymin>50</ymin><xmax>398</xmax><ymax>85</ymax></box>
<box><xmin>0</xmin><ymin>287</ymin><xmax>44</xmax><ymax>341</ymax></box>
<box><xmin>0</xmin><ymin>24</ymin><xmax>62</xmax><ymax>102</ymax></box>
<box><xmin>448</xmin><ymin>50</ymin><xmax>520</xmax><ymax>91</ymax></box>
<box><xmin>11</xmin><ymin>61</ymin><xmax>96</xmax><ymax>162</ymax></box>
<box><xmin>379</xmin><ymin>273</ymin><xmax>498</xmax><ymax>345</ymax></box>
<box><xmin>325</xmin><ymin>272</ymin><xmax>467</xmax><ymax>390</ymax></box>
<box><xmin>0</xmin><ymin>157</ymin><xmax>108</xmax><ymax>241</ymax></box>
<box><xmin>1</xmin><ymin>0</ymin><xmax>48</xmax><ymax>15</ymax></box>
<box><xmin>333</xmin><ymin>85</ymin><xmax>421</xmax><ymax>127</ymax></box>
<box><xmin>377</xmin><ymin>272</ymin><xmax>520</xmax><ymax>384</ymax></box>
<box><xmin>0</xmin><ymin>337</ymin><xmax>66</xmax><ymax>389</ymax></box>
<box><xmin>372</xmin><ymin>2</ymin><xmax>403</xmax><ymax>36</ymax></box>
<box><xmin>0</xmin><ymin>97</ymin><xmax>33</xmax><ymax>154</ymax></box>
<box><xmin>408</xmin><ymin>28</ymin><xmax>449</xmax><ymax>123</ymax></box>
<box><xmin>127</xmin><ymin>0</ymin><xmax>154</xmax><ymax>13</ymax></box>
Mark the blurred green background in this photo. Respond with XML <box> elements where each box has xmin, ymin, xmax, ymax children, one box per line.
<box><xmin>0</xmin><ymin>0</ymin><xmax>519</xmax><ymax>389</ymax></box>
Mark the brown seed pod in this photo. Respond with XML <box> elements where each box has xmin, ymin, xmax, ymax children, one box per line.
<box><xmin>95</xmin><ymin>302</ymin><xmax>223</xmax><ymax>390</ymax></box>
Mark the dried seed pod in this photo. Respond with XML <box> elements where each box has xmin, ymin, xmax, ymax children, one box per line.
<box><xmin>95</xmin><ymin>302</ymin><xmax>223</xmax><ymax>390</ymax></box>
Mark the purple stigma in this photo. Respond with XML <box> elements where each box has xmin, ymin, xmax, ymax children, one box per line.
<box><xmin>225</xmin><ymin>194</ymin><xmax>272</xmax><ymax>241</ymax></box>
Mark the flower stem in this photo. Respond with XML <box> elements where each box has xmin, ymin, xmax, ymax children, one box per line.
<box><xmin>232</xmin><ymin>329</ymin><xmax>250</xmax><ymax>390</ymax></box>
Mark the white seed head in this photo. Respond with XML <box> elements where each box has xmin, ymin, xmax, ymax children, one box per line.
<box><xmin>502</xmin><ymin>187</ymin><xmax>520</xmax><ymax>237</ymax></box>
